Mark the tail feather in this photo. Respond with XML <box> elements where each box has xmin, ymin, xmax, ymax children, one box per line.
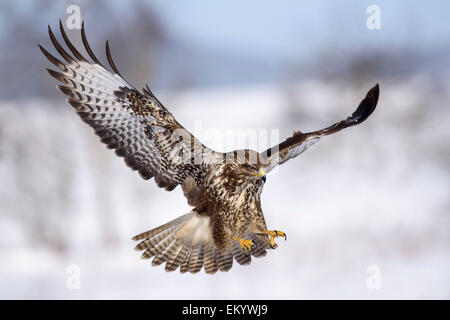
<box><xmin>141</xmin><ymin>233</ymin><xmax>175</xmax><ymax>259</ymax></box>
<box><xmin>165</xmin><ymin>243</ymin><xmax>190</xmax><ymax>272</ymax></box>
<box><xmin>133</xmin><ymin>211</ymin><xmax>270</xmax><ymax>273</ymax></box>
<box><xmin>216</xmin><ymin>250</ymin><xmax>233</xmax><ymax>272</ymax></box>
<box><xmin>179</xmin><ymin>247</ymin><xmax>192</xmax><ymax>273</ymax></box>
<box><xmin>152</xmin><ymin>238</ymin><xmax>178</xmax><ymax>266</ymax></box>
<box><xmin>203</xmin><ymin>244</ymin><xmax>218</xmax><ymax>274</ymax></box>
<box><xmin>133</xmin><ymin>213</ymin><xmax>193</xmax><ymax>241</ymax></box>
<box><xmin>187</xmin><ymin>244</ymin><xmax>204</xmax><ymax>273</ymax></box>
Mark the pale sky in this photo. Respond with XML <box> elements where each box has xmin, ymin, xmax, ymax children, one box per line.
<box><xmin>149</xmin><ymin>0</ymin><xmax>450</xmax><ymax>62</ymax></box>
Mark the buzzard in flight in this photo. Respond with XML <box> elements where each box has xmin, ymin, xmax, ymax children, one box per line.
<box><xmin>40</xmin><ymin>21</ymin><xmax>379</xmax><ymax>274</ymax></box>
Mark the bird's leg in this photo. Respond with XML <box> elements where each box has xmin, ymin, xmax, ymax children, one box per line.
<box><xmin>233</xmin><ymin>236</ymin><xmax>255</xmax><ymax>253</ymax></box>
<box><xmin>263</xmin><ymin>230</ymin><xmax>287</xmax><ymax>248</ymax></box>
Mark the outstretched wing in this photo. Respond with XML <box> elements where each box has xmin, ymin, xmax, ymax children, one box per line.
<box><xmin>261</xmin><ymin>84</ymin><xmax>379</xmax><ymax>172</ymax></box>
<box><xmin>40</xmin><ymin>21</ymin><xmax>222</xmax><ymax>192</ymax></box>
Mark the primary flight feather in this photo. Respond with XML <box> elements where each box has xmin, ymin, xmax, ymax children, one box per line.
<box><xmin>40</xmin><ymin>21</ymin><xmax>379</xmax><ymax>274</ymax></box>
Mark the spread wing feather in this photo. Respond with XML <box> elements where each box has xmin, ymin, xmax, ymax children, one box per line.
<box><xmin>261</xmin><ymin>84</ymin><xmax>379</xmax><ymax>172</ymax></box>
<box><xmin>40</xmin><ymin>21</ymin><xmax>222</xmax><ymax>192</ymax></box>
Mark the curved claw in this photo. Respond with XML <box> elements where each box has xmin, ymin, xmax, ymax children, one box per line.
<box><xmin>263</xmin><ymin>230</ymin><xmax>286</xmax><ymax>249</ymax></box>
<box><xmin>234</xmin><ymin>236</ymin><xmax>255</xmax><ymax>254</ymax></box>
<box><xmin>244</xmin><ymin>241</ymin><xmax>258</xmax><ymax>256</ymax></box>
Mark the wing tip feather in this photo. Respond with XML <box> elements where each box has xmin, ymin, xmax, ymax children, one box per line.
<box><xmin>105</xmin><ymin>40</ymin><xmax>123</xmax><ymax>77</ymax></box>
<box><xmin>80</xmin><ymin>20</ymin><xmax>104</xmax><ymax>67</ymax></box>
<box><xmin>346</xmin><ymin>82</ymin><xmax>380</xmax><ymax>127</ymax></box>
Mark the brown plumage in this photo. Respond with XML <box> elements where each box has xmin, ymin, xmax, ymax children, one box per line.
<box><xmin>40</xmin><ymin>21</ymin><xmax>379</xmax><ymax>274</ymax></box>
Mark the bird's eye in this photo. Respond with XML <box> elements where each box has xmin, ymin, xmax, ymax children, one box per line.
<box><xmin>248</xmin><ymin>165</ymin><xmax>257</xmax><ymax>171</ymax></box>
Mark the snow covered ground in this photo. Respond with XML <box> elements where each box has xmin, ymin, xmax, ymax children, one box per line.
<box><xmin>0</xmin><ymin>78</ymin><xmax>449</xmax><ymax>299</ymax></box>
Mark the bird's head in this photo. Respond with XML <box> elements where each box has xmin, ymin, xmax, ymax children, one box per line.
<box><xmin>225</xmin><ymin>149</ymin><xmax>267</xmax><ymax>183</ymax></box>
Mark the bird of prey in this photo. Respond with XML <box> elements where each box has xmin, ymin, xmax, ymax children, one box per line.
<box><xmin>40</xmin><ymin>21</ymin><xmax>379</xmax><ymax>274</ymax></box>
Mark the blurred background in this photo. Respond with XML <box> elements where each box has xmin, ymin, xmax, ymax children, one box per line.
<box><xmin>0</xmin><ymin>0</ymin><xmax>449</xmax><ymax>299</ymax></box>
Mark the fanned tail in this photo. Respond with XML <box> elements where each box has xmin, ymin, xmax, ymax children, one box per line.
<box><xmin>133</xmin><ymin>212</ymin><xmax>269</xmax><ymax>274</ymax></box>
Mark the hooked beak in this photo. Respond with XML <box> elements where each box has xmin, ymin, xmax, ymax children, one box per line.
<box><xmin>257</xmin><ymin>169</ymin><xmax>266</xmax><ymax>178</ymax></box>
<box><xmin>250</xmin><ymin>169</ymin><xmax>266</xmax><ymax>182</ymax></box>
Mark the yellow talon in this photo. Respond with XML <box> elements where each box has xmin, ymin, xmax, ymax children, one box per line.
<box><xmin>264</xmin><ymin>230</ymin><xmax>287</xmax><ymax>248</ymax></box>
<box><xmin>233</xmin><ymin>236</ymin><xmax>254</xmax><ymax>253</ymax></box>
